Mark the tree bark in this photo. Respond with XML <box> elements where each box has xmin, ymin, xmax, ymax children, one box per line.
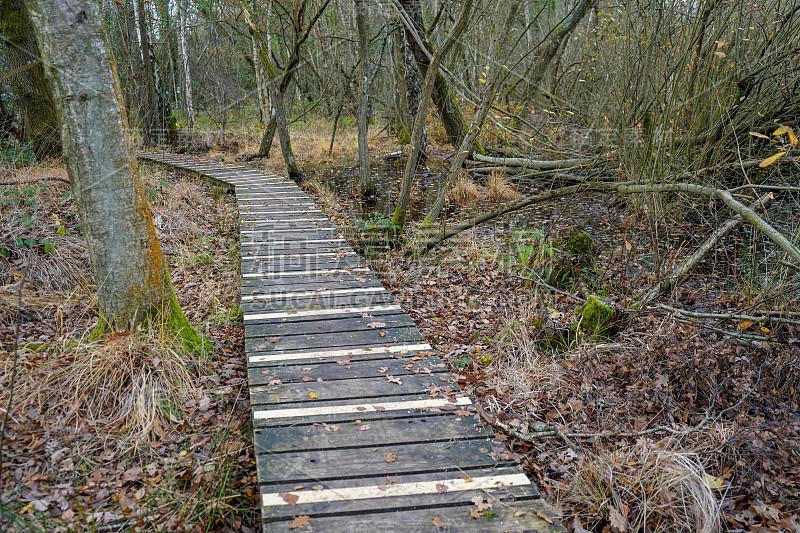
<box><xmin>355</xmin><ymin>0</ymin><xmax>375</xmax><ymax>194</ymax></box>
<box><xmin>177</xmin><ymin>0</ymin><xmax>194</xmax><ymax>130</ymax></box>
<box><xmin>391</xmin><ymin>0</ymin><xmax>473</xmax><ymax>232</ymax></box>
<box><xmin>0</xmin><ymin>0</ymin><xmax>60</xmax><ymax>157</ymax></box>
<box><xmin>399</xmin><ymin>0</ymin><xmax>468</xmax><ymax>148</ymax></box>
<box><xmin>427</xmin><ymin>1</ymin><xmax>521</xmax><ymax>222</ymax></box>
<box><xmin>134</xmin><ymin>0</ymin><xmax>159</xmax><ymax>145</ymax></box>
<box><xmin>23</xmin><ymin>0</ymin><xmax>202</xmax><ymax>346</ymax></box>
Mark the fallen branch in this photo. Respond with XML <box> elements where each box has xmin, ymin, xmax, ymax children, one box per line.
<box><xmin>472</xmin><ymin>152</ymin><xmax>591</xmax><ymax>170</ymax></box>
<box><xmin>0</xmin><ymin>176</ymin><xmax>71</xmax><ymax>186</ymax></box>
<box><xmin>658</xmin><ymin>302</ymin><xmax>800</xmax><ymax>327</ymax></box>
<box><xmin>419</xmin><ymin>181</ymin><xmax>621</xmax><ymax>252</ymax></box>
<box><xmin>637</xmin><ymin>192</ymin><xmax>774</xmax><ymax>307</ymax></box>
<box><xmin>475</xmin><ymin>402</ymin><xmax>579</xmax><ymax>451</ymax></box>
<box><xmin>421</xmin><ymin>182</ymin><xmax>800</xmax><ymax>272</ymax></box>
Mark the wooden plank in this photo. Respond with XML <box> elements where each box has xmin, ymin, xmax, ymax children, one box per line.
<box><xmin>242</xmin><ymin>293</ymin><xmax>394</xmax><ymax>314</ymax></box>
<box><xmin>253</xmin><ymin>414</ymin><xmax>488</xmax><ymax>454</ymax></box>
<box><xmin>244</xmin><ymin>313</ymin><xmax>413</xmax><ymax>336</ymax></box>
<box><xmin>247</xmin><ymin>340</ymin><xmax>432</xmax><ymax>364</ymax></box>
<box><xmin>250</xmin><ymin>373</ymin><xmax>450</xmax><ymax>405</ymax></box>
<box><xmin>268</xmin><ymin>498</ymin><xmax>562</xmax><ymax>533</ymax></box>
<box><xmin>260</xmin><ymin>477</ymin><xmax>539</xmax><ymax>526</ymax></box>
<box><xmin>247</xmin><ymin>356</ymin><xmax>447</xmax><ymax>385</ymax></box>
<box><xmin>256</xmin><ymin>439</ymin><xmax>511</xmax><ymax>484</ymax></box>
<box><xmin>252</xmin><ymin>395</ymin><xmax>470</xmax><ymax>428</ymax></box>
<box><xmin>241</xmin><ymin>277</ymin><xmax>378</xmax><ymax>292</ymax></box>
<box><xmin>245</xmin><ymin>326</ymin><xmax>423</xmax><ymax>353</ymax></box>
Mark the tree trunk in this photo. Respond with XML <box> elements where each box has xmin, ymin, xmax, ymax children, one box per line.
<box><xmin>23</xmin><ymin>0</ymin><xmax>203</xmax><ymax>347</ymax></box>
<box><xmin>177</xmin><ymin>0</ymin><xmax>194</xmax><ymax>130</ymax></box>
<box><xmin>391</xmin><ymin>0</ymin><xmax>473</xmax><ymax>233</ymax></box>
<box><xmin>527</xmin><ymin>0</ymin><xmax>595</xmax><ymax>89</ymax></box>
<box><xmin>355</xmin><ymin>0</ymin><xmax>374</xmax><ymax>194</ymax></box>
<box><xmin>0</xmin><ymin>0</ymin><xmax>61</xmax><ymax>157</ymax></box>
<box><xmin>271</xmin><ymin>84</ymin><xmax>302</xmax><ymax>180</ymax></box>
<box><xmin>134</xmin><ymin>0</ymin><xmax>159</xmax><ymax>145</ymax></box>
<box><xmin>402</xmin><ymin>35</ymin><xmax>427</xmax><ymax>154</ymax></box>
<box><xmin>399</xmin><ymin>0</ymin><xmax>468</xmax><ymax>148</ymax></box>
<box><xmin>427</xmin><ymin>2</ymin><xmax>521</xmax><ymax>222</ymax></box>
<box><xmin>251</xmin><ymin>34</ymin><xmax>270</xmax><ymax>125</ymax></box>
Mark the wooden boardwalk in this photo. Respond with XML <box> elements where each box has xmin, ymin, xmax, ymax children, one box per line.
<box><xmin>138</xmin><ymin>152</ymin><xmax>562</xmax><ymax>533</ymax></box>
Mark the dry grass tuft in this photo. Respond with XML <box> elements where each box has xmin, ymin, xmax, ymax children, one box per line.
<box><xmin>13</xmin><ymin>326</ymin><xmax>198</xmax><ymax>446</ymax></box>
<box><xmin>446</xmin><ymin>173</ymin><xmax>480</xmax><ymax>204</ymax></box>
<box><xmin>484</xmin><ymin>172</ymin><xmax>518</xmax><ymax>203</ymax></box>
<box><xmin>301</xmin><ymin>176</ymin><xmax>338</xmax><ymax>209</ymax></box>
<box><xmin>563</xmin><ymin>445</ymin><xmax>721</xmax><ymax>533</ymax></box>
<box><xmin>492</xmin><ymin>311</ymin><xmax>565</xmax><ymax>397</ymax></box>
<box><xmin>0</xmin><ymin>163</ymin><xmax>91</xmax><ymax>291</ymax></box>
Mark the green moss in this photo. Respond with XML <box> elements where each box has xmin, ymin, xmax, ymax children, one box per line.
<box><xmin>576</xmin><ymin>295</ymin><xmax>614</xmax><ymax>335</ymax></box>
<box><xmin>564</xmin><ymin>230</ymin><xmax>594</xmax><ymax>259</ymax></box>
<box><xmin>397</xmin><ymin>131</ymin><xmax>411</xmax><ymax>145</ymax></box>
<box><xmin>159</xmin><ymin>265</ymin><xmax>213</xmax><ymax>356</ymax></box>
<box><xmin>91</xmin><ymin>266</ymin><xmax>212</xmax><ymax>356</ymax></box>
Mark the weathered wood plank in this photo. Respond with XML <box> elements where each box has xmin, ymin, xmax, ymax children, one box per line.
<box><xmin>253</xmin><ymin>414</ymin><xmax>488</xmax><ymax>454</ymax></box>
<box><xmin>266</xmin><ymin>497</ymin><xmax>561</xmax><ymax>533</ymax></box>
<box><xmin>251</xmin><ymin>394</ymin><xmax>470</xmax><ymax>428</ymax></box>
<box><xmin>244</xmin><ymin>313</ymin><xmax>413</xmax><ymax>337</ymax></box>
<box><xmin>245</xmin><ymin>326</ymin><xmax>422</xmax><ymax>353</ymax></box>
<box><xmin>247</xmin><ymin>356</ymin><xmax>447</xmax><ymax>385</ymax></box>
<box><xmin>257</xmin><ymin>438</ymin><xmax>510</xmax><ymax>485</ymax></box>
<box><xmin>250</xmin><ymin>373</ymin><xmax>451</xmax><ymax>405</ymax></box>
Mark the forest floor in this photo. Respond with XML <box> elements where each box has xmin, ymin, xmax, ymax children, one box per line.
<box><xmin>1</xmin><ymin>120</ymin><xmax>799</xmax><ymax>532</ymax></box>
<box><xmin>1</xmin><ymin>162</ymin><xmax>259</xmax><ymax>532</ymax></box>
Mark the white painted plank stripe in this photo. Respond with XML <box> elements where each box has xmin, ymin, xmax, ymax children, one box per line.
<box><xmin>239</xmin><ymin>210</ymin><xmax>318</xmax><ymax>215</ymax></box>
<box><xmin>238</xmin><ymin>203</ymin><xmax>314</xmax><ymax>208</ymax></box>
<box><xmin>248</xmin><ymin>341</ymin><xmax>430</xmax><ymax>363</ymax></box>
<box><xmin>239</xmin><ymin>229</ymin><xmax>337</xmax><ymax>234</ymax></box>
<box><xmin>240</xmin><ymin>238</ymin><xmax>347</xmax><ymax>245</ymax></box>
<box><xmin>242</xmin><ymin>252</ymin><xmax>356</xmax><ymax>260</ymax></box>
<box><xmin>244</xmin><ymin>303</ymin><xmax>399</xmax><ymax>322</ymax></box>
<box><xmin>242</xmin><ymin>267</ymin><xmax>368</xmax><ymax>278</ymax></box>
<box><xmin>238</xmin><ymin>218</ymin><xmax>323</xmax><ymax>224</ymax></box>
<box><xmin>240</xmin><ymin>249</ymin><xmax>353</xmax><ymax>255</ymax></box>
<box><xmin>253</xmin><ymin>395</ymin><xmax>467</xmax><ymax>420</ymax></box>
<box><xmin>242</xmin><ymin>287</ymin><xmax>384</xmax><ymax>301</ymax></box>
<box><xmin>261</xmin><ymin>473</ymin><xmax>529</xmax><ymax>506</ymax></box>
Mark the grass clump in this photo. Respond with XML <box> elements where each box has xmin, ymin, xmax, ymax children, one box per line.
<box><xmin>26</xmin><ymin>326</ymin><xmax>200</xmax><ymax>446</ymax></box>
<box><xmin>563</xmin><ymin>446</ymin><xmax>721</xmax><ymax>533</ymax></box>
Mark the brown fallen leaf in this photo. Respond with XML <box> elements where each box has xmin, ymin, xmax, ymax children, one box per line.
<box><xmin>536</xmin><ymin>510</ymin><xmax>554</xmax><ymax>524</ymax></box>
<box><xmin>514</xmin><ymin>510</ymin><xmax>527</xmax><ymax>517</ymax></box>
<box><xmin>302</xmin><ymin>376</ymin><xmax>313</xmax><ymax>382</ymax></box>
<box><xmin>468</xmin><ymin>507</ymin><xmax>482</xmax><ymax>519</ymax></box>
<box><xmin>432</xmin><ymin>516</ymin><xmax>446</xmax><ymax>529</ymax></box>
<box><xmin>282</xmin><ymin>493</ymin><xmax>299</xmax><ymax>506</ymax></box>
<box><xmin>435</xmin><ymin>483</ymin><xmax>449</xmax><ymax>494</ymax></box>
<box><xmin>289</xmin><ymin>515</ymin><xmax>311</xmax><ymax>529</ymax></box>
<box><xmin>385</xmin><ymin>453</ymin><xmax>397</xmax><ymax>463</ymax></box>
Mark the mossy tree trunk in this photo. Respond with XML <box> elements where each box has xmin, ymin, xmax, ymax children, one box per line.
<box><xmin>23</xmin><ymin>0</ymin><xmax>205</xmax><ymax>349</ymax></box>
<box><xmin>0</xmin><ymin>0</ymin><xmax>61</xmax><ymax>157</ymax></box>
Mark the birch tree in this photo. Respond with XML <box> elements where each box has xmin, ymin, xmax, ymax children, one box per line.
<box><xmin>23</xmin><ymin>0</ymin><xmax>206</xmax><ymax>348</ymax></box>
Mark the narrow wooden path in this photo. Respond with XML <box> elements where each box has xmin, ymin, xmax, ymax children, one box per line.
<box><xmin>138</xmin><ymin>152</ymin><xmax>562</xmax><ymax>533</ymax></box>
